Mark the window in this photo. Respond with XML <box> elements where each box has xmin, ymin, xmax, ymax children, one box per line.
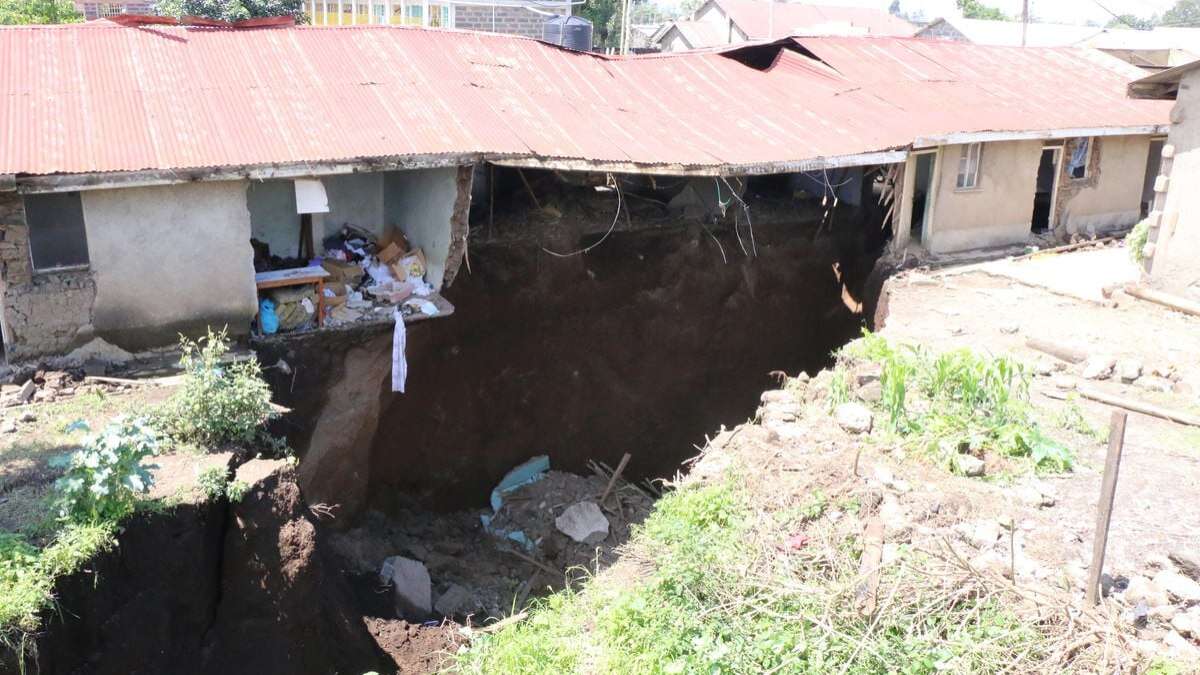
<box><xmin>23</xmin><ymin>192</ymin><xmax>90</xmax><ymax>272</ymax></box>
<box><xmin>956</xmin><ymin>142</ymin><xmax>982</xmax><ymax>189</ymax></box>
<box><xmin>1068</xmin><ymin>137</ymin><xmax>1092</xmax><ymax>180</ymax></box>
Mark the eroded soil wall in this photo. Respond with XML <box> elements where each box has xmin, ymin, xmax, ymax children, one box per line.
<box><xmin>369</xmin><ymin>223</ymin><xmax>871</xmax><ymax>510</ymax></box>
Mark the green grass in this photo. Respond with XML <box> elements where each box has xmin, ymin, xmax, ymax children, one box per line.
<box><xmin>458</xmin><ymin>480</ymin><xmax>1054</xmax><ymax>674</ymax></box>
<box><xmin>829</xmin><ymin>332</ymin><xmax>1075</xmax><ymax>476</ymax></box>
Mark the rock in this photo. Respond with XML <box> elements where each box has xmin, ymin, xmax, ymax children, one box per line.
<box><xmin>1136</xmin><ymin>376</ymin><xmax>1175</xmax><ymax>393</ymax></box>
<box><xmin>1170</xmin><ymin>551</ymin><xmax>1200</xmax><ymax>581</ymax></box>
<box><xmin>955</xmin><ymin>454</ymin><xmax>985</xmax><ymax>477</ymax></box>
<box><xmin>999</xmin><ymin>322</ymin><xmax>1020</xmax><ymax>335</ymax></box>
<box><xmin>872</xmin><ymin>465</ymin><xmax>895</xmax><ymax>486</ymax></box>
<box><xmin>64</xmin><ymin>337</ymin><xmax>133</xmax><ymax>366</ymax></box>
<box><xmin>379</xmin><ymin>556</ymin><xmax>432</xmax><ymax>619</ymax></box>
<box><xmin>760</xmin><ymin>390</ymin><xmax>793</xmax><ymax>405</ymax></box>
<box><xmin>856</xmin><ymin>380</ymin><xmax>883</xmax><ymax>404</ymax></box>
<box><xmin>1032</xmin><ymin>358</ymin><xmax>1056</xmax><ymax>377</ymax></box>
<box><xmin>971</xmin><ymin>550</ymin><xmax>1011</xmax><ymax>578</ymax></box>
<box><xmin>0</xmin><ymin>419</ymin><xmax>15</xmax><ymax>434</ymax></box>
<box><xmin>16</xmin><ymin>380</ymin><xmax>35</xmax><ymax>403</ymax></box>
<box><xmin>1163</xmin><ymin>630</ymin><xmax>1200</xmax><ymax>659</ymax></box>
<box><xmin>554</xmin><ymin>501</ymin><xmax>610</xmax><ymax>544</ymax></box>
<box><xmin>835</xmin><ymin>402</ymin><xmax>873</xmax><ymax>434</ymax></box>
<box><xmin>1154</xmin><ymin>570</ymin><xmax>1200</xmax><ymax>603</ymax></box>
<box><xmin>1082</xmin><ymin>356</ymin><xmax>1116</xmax><ymax>381</ymax></box>
<box><xmin>18</xmin><ymin>411</ymin><xmax>36</xmax><ymax>423</ymax></box>
<box><xmin>1015</xmin><ymin>483</ymin><xmax>1055</xmax><ymax>508</ymax></box>
<box><xmin>1117</xmin><ymin>359</ymin><xmax>1143</xmax><ymax>383</ymax></box>
<box><xmin>958</xmin><ymin>520</ymin><xmax>1002</xmax><ymax>550</ymax></box>
<box><xmin>1124</xmin><ymin>575</ymin><xmax>1170</xmax><ymax>609</ymax></box>
<box><xmin>434</xmin><ymin>583</ymin><xmax>474</xmax><ymax>617</ymax></box>
<box><xmin>1172</xmin><ymin>608</ymin><xmax>1200</xmax><ymax>638</ymax></box>
<box><xmin>1052</xmin><ymin>375</ymin><xmax>1076</xmax><ymax>390</ymax></box>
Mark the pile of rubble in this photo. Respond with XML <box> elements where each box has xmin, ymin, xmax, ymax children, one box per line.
<box><xmin>331</xmin><ymin>461</ymin><xmax>654</xmax><ymax>625</ymax></box>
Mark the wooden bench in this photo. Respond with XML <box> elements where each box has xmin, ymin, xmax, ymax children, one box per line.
<box><xmin>255</xmin><ymin>267</ymin><xmax>331</xmax><ymax>329</ymax></box>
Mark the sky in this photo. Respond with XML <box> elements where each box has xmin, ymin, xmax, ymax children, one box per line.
<box><xmin>653</xmin><ymin>0</ymin><xmax>1182</xmax><ymax>26</ymax></box>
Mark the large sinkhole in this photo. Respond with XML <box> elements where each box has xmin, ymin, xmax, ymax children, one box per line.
<box><xmin>253</xmin><ymin>166</ymin><xmax>893</xmax><ymax>628</ymax></box>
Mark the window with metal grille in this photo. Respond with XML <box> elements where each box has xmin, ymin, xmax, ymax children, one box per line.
<box><xmin>23</xmin><ymin>192</ymin><xmax>90</xmax><ymax>272</ymax></box>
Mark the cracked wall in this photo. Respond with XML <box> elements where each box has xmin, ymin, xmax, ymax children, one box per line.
<box><xmin>0</xmin><ymin>191</ymin><xmax>96</xmax><ymax>360</ymax></box>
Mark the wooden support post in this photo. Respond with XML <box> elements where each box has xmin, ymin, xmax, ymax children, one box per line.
<box><xmin>300</xmin><ymin>213</ymin><xmax>315</xmax><ymax>261</ymax></box>
<box><xmin>1086</xmin><ymin>411</ymin><xmax>1127</xmax><ymax>606</ymax></box>
<box><xmin>1025</xmin><ymin>336</ymin><xmax>1086</xmax><ymax>364</ymax></box>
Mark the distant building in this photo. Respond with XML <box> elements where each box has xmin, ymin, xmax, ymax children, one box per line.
<box><xmin>73</xmin><ymin>1</ymin><xmax>153</xmax><ymax>20</ymax></box>
<box><xmin>654</xmin><ymin>0</ymin><xmax>913</xmax><ymax>52</ymax></box>
<box><xmin>915</xmin><ymin>17</ymin><xmax>1200</xmax><ymax>71</ymax></box>
<box><xmin>307</xmin><ymin>0</ymin><xmax>573</xmax><ymax>39</ymax></box>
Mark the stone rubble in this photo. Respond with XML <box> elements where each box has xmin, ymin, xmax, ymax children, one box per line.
<box><xmin>835</xmin><ymin>402</ymin><xmax>873</xmax><ymax>434</ymax></box>
<box><xmin>554</xmin><ymin>501</ymin><xmax>610</xmax><ymax>545</ymax></box>
<box><xmin>380</xmin><ymin>555</ymin><xmax>433</xmax><ymax>620</ymax></box>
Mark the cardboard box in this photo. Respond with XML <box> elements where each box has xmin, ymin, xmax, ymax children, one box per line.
<box><xmin>394</xmin><ymin>248</ymin><xmax>426</xmax><ymax>280</ymax></box>
<box><xmin>378</xmin><ymin>225</ymin><xmax>411</xmax><ymax>253</ymax></box>
<box><xmin>377</xmin><ymin>242</ymin><xmax>405</xmax><ymax>265</ymax></box>
<box><xmin>321</xmin><ymin>258</ymin><xmax>363</xmax><ymax>285</ymax></box>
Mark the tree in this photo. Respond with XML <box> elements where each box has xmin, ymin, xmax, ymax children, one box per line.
<box><xmin>1105</xmin><ymin>13</ymin><xmax>1157</xmax><ymax>30</ymax></box>
<box><xmin>155</xmin><ymin>0</ymin><xmax>304</xmax><ymax>22</ymax></box>
<box><xmin>0</xmin><ymin>0</ymin><xmax>81</xmax><ymax>24</ymax></box>
<box><xmin>956</xmin><ymin>0</ymin><xmax>1007</xmax><ymax>21</ymax></box>
<box><xmin>1162</xmin><ymin>0</ymin><xmax>1200</xmax><ymax>26</ymax></box>
<box><xmin>579</xmin><ymin>0</ymin><xmax>619</xmax><ymax>47</ymax></box>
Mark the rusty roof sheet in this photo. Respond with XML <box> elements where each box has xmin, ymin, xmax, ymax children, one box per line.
<box><xmin>0</xmin><ymin>23</ymin><xmax>1171</xmax><ymax>178</ymax></box>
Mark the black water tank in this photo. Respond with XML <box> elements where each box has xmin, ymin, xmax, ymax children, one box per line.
<box><xmin>542</xmin><ymin>15</ymin><xmax>593</xmax><ymax>51</ymax></box>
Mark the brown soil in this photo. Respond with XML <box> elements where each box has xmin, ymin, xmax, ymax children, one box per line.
<box><xmin>364</xmin><ymin>618</ymin><xmax>463</xmax><ymax>674</ymax></box>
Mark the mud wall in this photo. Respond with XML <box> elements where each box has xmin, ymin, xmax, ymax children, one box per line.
<box><xmin>1058</xmin><ymin>134</ymin><xmax>1149</xmax><ymax>237</ymax></box>
<box><xmin>365</xmin><ymin>223</ymin><xmax>868</xmax><ymax>510</ymax></box>
<box><xmin>19</xmin><ymin>466</ymin><xmax>391</xmax><ymax>675</ymax></box>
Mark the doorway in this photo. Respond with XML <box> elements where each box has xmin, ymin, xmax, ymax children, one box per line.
<box><xmin>909</xmin><ymin>151</ymin><xmax>936</xmax><ymax>241</ymax></box>
<box><xmin>1141</xmin><ymin>138</ymin><xmax>1165</xmax><ymax>217</ymax></box>
<box><xmin>1032</xmin><ymin>146</ymin><xmax>1060</xmax><ymax>233</ymax></box>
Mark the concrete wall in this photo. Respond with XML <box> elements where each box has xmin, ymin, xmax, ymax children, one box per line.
<box><xmin>1148</xmin><ymin>68</ymin><xmax>1200</xmax><ymax>294</ymax></box>
<box><xmin>926</xmin><ymin>140</ymin><xmax>1043</xmax><ymax>254</ymax></box>
<box><xmin>248</xmin><ymin>173</ymin><xmax>387</xmax><ymax>258</ymax></box>
<box><xmin>383</xmin><ymin>167</ymin><xmax>460</xmax><ymax>289</ymax></box>
<box><xmin>1056</xmin><ymin>135</ymin><xmax>1150</xmax><ymax>237</ymax></box>
<box><xmin>247</xmin><ymin>180</ymin><xmax>301</xmax><ymax>258</ymax></box>
<box><xmin>81</xmin><ymin>182</ymin><xmax>258</xmax><ymax>350</ymax></box>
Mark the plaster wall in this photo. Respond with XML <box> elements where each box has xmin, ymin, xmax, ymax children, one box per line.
<box><xmin>1058</xmin><ymin>134</ymin><xmax>1149</xmax><ymax>236</ymax></box>
<box><xmin>1150</xmin><ymin>69</ymin><xmax>1200</xmax><ymax>294</ymax></box>
<box><xmin>81</xmin><ymin>182</ymin><xmax>258</xmax><ymax>349</ymax></box>
<box><xmin>926</xmin><ymin>140</ymin><xmax>1042</xmax><ymax>254</ymax></box>
<box><xmin>383</xmin><ymin>167</ymin><xmax>460</xmax><ymax>289</ymax></box>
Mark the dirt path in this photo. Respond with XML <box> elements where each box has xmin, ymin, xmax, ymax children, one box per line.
<box><xmin>880</xmin><ymin>242</ymin><xmax>1200</xmax><ymax>579</ymax></box>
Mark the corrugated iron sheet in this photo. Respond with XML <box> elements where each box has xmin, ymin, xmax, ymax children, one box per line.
<box><xmin>0</xmin><ymin>24</ymin><xmax>1171</xmax><ymax>177</ymax></box>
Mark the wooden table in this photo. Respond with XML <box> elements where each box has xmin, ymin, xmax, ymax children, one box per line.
<box><xmin>255</xmin><ymin>267</ymin><xmax>331</xmax><ymax>329</ymax></box>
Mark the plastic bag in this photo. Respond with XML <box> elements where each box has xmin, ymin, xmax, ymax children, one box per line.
<box><xmin>259</xmin><ymin>298</ymin><xmax>279</xmax><ymax>335</ymax></box>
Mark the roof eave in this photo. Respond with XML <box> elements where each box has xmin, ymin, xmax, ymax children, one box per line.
<box><xmin>912</xmin><ymin>124</ymin><xmax>1169</xmax><ymax>148</ymax></box>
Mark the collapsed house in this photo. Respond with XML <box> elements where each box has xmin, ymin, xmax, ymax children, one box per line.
<box><xmin>0</xmin><ymin>20</ymin><xmax>1171</xmax><ymax>362</ymax></box>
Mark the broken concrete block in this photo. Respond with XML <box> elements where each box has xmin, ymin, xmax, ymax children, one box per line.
<box><xmin>954</xmin><ymin>454</ymin><xmax>985</xmax><ymax>477</ymax></box>
<box><xmin>380</xmin><ymin>555</ymin><xmax>432</xmax><ymax>619</ymax></box>
<box><xmin>1117</xmin><ymin>359</ymin><xmax>1142</xmax><ymax>383</ymax></box>
<box><xmin>1154</xmin><ymin>569</ymin><xmax>1200</xmax><ymax>603</ymax></box>
<box><xmin>434</xmin><ymin>583</ymin><xmax>474</xmax><ymax>617</ymax></box>
<box><xmin>1081</xmin><ymin>356</ymin><xmax>1115</xmax><ymax>381</ymax></box>
<box><xmin>16</xmin><ymin>380</ymin><xmax>35</xmax><ymax>403</ymax></box>
<box><xmin>1169</xmin><ymin>551</ymin><xmax>1200</xmax><ymax>581</ymax></box>
<box><xmin>555</xmin><ymin>501</ymin><xmax>609</xmax><ymax>544</ymax></box>
<box><xmin>835</xmin><ymin>402</ymin><xmax>873</xmax><ymax>434</ymax></box>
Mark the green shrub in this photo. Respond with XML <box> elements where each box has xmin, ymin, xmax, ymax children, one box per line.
<box><xmin>160</xmin><ymin>329</ymin><xmax>274</xmax><ymax>447</ymax></box>
<box><xmin>195</xmin><ymin>466</ymin><xmax>229</xmax><ymax>500</ymax></box>
<box><xmin>50</xmin><ymin>418</ymin><xmax>160</xmax><ymax>524</ymax></box>
<box><xmin>225</xmin><ymin>480</ymin><xmax>250</xmax><ymax>503</ymax></box>
<box><xmin>1127</xmin><ymin>217</ymin><xmax>1151</xmax><ymax>264</ymax></box>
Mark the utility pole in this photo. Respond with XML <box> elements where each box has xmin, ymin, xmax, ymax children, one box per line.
<box><xmin>768</xmin><ymin>0</ymin><xmax>774</xmax><ymax>39</ymax></box>
<box><xmin>619</xmin><ymin>0</ymin><xmax>631</xmax><ymax>54</ymax></box>
<box><xmin>1021</xmin><ymin>0</ymin><xmax>1029</xmax><ymax>47</ymax></box>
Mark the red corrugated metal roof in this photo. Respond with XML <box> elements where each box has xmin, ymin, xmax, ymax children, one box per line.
<box><xmin>0</xmin><ymin>23</ymin><xmax>1171</xmax><ymax>177</ymax></box>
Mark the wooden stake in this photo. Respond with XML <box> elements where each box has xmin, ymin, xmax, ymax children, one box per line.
<box><xmin>1086</xmin><ymin>411</ymin><xmax>1127</xmax><ymax>606</ymax></box>
<box><xmin>599</xmin><ymin>452</ymin><xmax>632</xmax><ymax>505</ymax></box>
<box><xmin>1125</xmin><ymin>284</ymin><xmax>1200</xmax><ymax>318</ymax></box>
<box><xmin>1075</xmin><ymin>386</ymin><xmax>1200</xmax><ymax>428</ymax></box>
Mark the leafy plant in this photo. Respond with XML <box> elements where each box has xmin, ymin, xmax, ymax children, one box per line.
<box><xmin>50</xmin><ymin>418</ymin><xmax>160</xmax><ymax>524</ymax></box>
<box><xmin>195</xmin><ymin>466</ymin><xmax>229</xmax><ymax>501</ymax></box>
<box><xmin>1126</xmin><ymin>217</ymin><xmax>1151</xmax><ymax>264</ymax></box>
<box><xmin>225</xmin><ymin>480</ymin><xmax>250</xmax><ymax>503</ymax></box>
<box><xmin>158</xmin><ymin>329</ymin><xmax>274</xmax><ymax>447</ymax></box>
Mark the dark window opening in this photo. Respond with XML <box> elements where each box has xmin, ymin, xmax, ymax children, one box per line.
<box><xmin>23</xmin><ymin>192</ymin><xmax>90</xmax><ymax>272</ymax></box>
<box><xmin>1032</xmin><ymin>147</ymin><xmax>1058</xmax><ymax>233</ymax></box>
<box><xmin>909</xmin><ymin>152</ymin><xmax>935</xmax><ymax>240</ymax></box>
